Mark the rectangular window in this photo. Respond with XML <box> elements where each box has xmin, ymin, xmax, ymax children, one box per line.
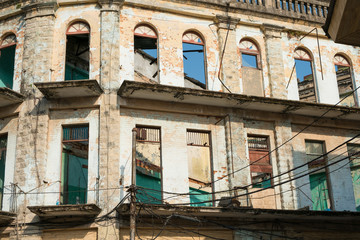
<box><xmin>61</xmin><ymin>125</ymin><xmax>89</xmax><ymax>205</ymax></box>
<box><xmin>135</xmin><ymin>127</ymin><xmax>162</xmax><ymax>204</ymax></box>
<box><xmin>242</xmin><ymin>53</ymin><xmax>258</xmax><ymax>68</ymax></box>
<box><xmin>248</xmin><ymin>135</ymin><xmax>272</xmax><ymax>188</ymax></box>
<box><xmin>347</xmin><ymin>144</ymin><xmax>360</xmax><ymax>211</ymax></box>
<box><xmin>305</xmin><ymin>140</ymin><xmax>331</xmax><ymax>211</ymax></box>
<box><xmin>0</xmin><ymin>135</ymin><xmax>7</xmax><ymax>209</ymax></box>
<box><xmin>187</xmin><ymin>130</ymin><xmax>212</xmax><ymax>206</ymax></box>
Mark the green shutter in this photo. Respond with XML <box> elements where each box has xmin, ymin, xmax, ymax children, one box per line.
<box><xmin>310</xmin><ymin>172</ymin><xmax>329</xmax><ymax>211</ymax></box>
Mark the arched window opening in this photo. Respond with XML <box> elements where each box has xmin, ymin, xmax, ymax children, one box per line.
<box><xmin>294</xmin><ymin>48</ymin><xmax>316</xmax><ymax>102</ymax></box>
<box><xmin>0</xmin><ymin>34</ymin><xmax>16</xmax><ymax>88</ymax></box>
<box><xmin>240</xmin><ymin>39</ymin><xmax>259</xmax><ymax>69</ymax></box>
<box><xmin>334</xmin><ymin>55</ymin><xmax>356</xmax><ymax>107</ymax></box>
<box><xmin>240</xmin><ymin>39</ymin><xmax>264</xmax><ymax>97</ymax></box>
<box><xmin>65</xmin><ymin>22</ymin><xmax>90</xmax><ymax>81</ymax></box>
<box><xmin>134</xmin><ymin>25</ymin><xmax>159</xmax><ymax>83</ymax></box>
<box><xmin>182</xmin><ymin>32</ymin><xmax>206</xmax><ymax>90</ymax></box>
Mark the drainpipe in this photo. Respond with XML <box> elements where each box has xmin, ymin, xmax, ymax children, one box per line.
<box><xmin>130</xmin><ymin>128</ymin><xmax>137</xmax><ymax>240</ymax></box>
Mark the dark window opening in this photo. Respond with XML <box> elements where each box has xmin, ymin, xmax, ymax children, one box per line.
<box><xmin>0</xmin><ymin>34</ymin><xmax>16</xmax><ymax>89</ymax></box>
<box><xmin>187</xmin><ymin>131</ymin><xmax>212</xmax><ymax>206</ymax></box>
<box><xmin>0</xmin><ymin>135</ymin><xmax>7</xmax><ymax>209</ymax></box>
<box><xmin>295</xmin><ymin>49</ymin><xmax>316</xmax><ymax>102</ymax></box>
<box><xmin>65</xmin><ymin>22</ymin><xmax>90</xmax><ymax>81</ymax></box>
<box><xmin>248</xmin><ymin>135</ymin><xmax>272</xmax><ymax>189</ymax></box>
<box><xmin>183</xmin><ymin>32</ymin><xmax>206</xmax><ymax>90</ymax></box>
<box><xmin>134</xmin><ymin>25</ymin><xmax>159</xmax><ymax>83</ymax></box>
<box><xmin>334</xmin><ymin>55</ymin><xmax>356</xmax><ymax>107</ymax></box>
<box><xmin>347</xmin><ymin>143</ymin><xmax>360</xmax><ymax>212</ymax></box>
<box><xmin>305</xmin><ymin>140</ymin><xmax>331</xmax><ymax>211</ymax></box>
<box><xmin>135</xmin><ymin>127</ymin><xmax>162</xmax><ymax>204</ymax></box>
<box><xmin>61</xmin><ymin>125</ymin><xmax>89</xmax><ymax>205</ymax></box>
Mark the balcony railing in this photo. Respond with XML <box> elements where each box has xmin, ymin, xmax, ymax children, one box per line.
<box><xmin>191</xmin><ymin>0</ymin><xmax>330</xmax><ymax>24</ymax></box>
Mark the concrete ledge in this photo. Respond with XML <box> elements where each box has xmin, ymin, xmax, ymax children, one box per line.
<box><xmin>118</xmin><ymin>80</ymin><xmax>360</xmax><ymax>121</ymax></box>
<box><xmin>28</xmin><ymin>204</ymin><xmax>101</xmax><ymax>223</ymax></box>
<box><xmin>0</xmin><ymin>87</ymin><xmax>24</xmax><ymax>108</ymax></box>
<box><xmin>0</xmin><ymin>210</ymin><xmax>16</xmax><ymax>226</ymax></box>
<box><xmin>118</xmin><ymin>203</ymin><xmax>360</xmax><ymax>222</ymax></box>
<box><xmin>35</xmin><ymin>80</ymin><xmax>103</xmax><ymax>99</ymax></box>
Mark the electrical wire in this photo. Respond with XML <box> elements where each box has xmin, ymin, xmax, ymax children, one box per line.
<box><xmin>131</xmin><ymin>136</ymin><xmax>360</xmax><ymax>199</ymax></box>
<box><xmin>136</xmin><ymin>150</ymin><xmax>360</xmax><ymax>206</ymax></box>
<box><xmin>197</xmin><ymin>84</ymin><xmax>360</xmax><ymax>190</ymax></box>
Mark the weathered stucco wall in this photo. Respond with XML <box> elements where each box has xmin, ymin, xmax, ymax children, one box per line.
<box><xmin>0</xmin><ymin>0</ymin><xmax>360</xmax><ymax>239</ymax></box>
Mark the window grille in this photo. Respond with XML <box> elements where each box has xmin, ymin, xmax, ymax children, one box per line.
<box><xmin>248</xmin><ymin>136</ymin><xmax>268</xmax><ymax>150</ymax></box>
<box><xmin>63</xmin><ymin>126</ymin><xmax>89</xmax><ymax>141</ymax></box>
<box><xmin>187</xmin><ymin>131</ymin><xmax>210</xmax><ymax>147</ymax></box>
<box><xmin>136</xmin><ymin>127</ymin><xmax>160</xmax><ymax>142</ymax></box>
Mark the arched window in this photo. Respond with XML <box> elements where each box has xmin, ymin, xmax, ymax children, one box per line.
<box><xmin>0</xmin><ymin>34</ymin><xmax>16</xmax><ymax>88</ymax></box>
<box><xmin>334</xmin><ymin>55</ymin><xmax>356</xmax><ymax>107</ymax></box>
<box><xmin>240</xmin><ymin>38</ymin><xmax>264</xmax><ymax>97</ymax></box>
<box><xmin>240</xmin><ymin>39</ymin><xmax>260</xmax><ymax>69</ymax></box>
<box><xmin>65</xmin><ymin>21</ymin><xmax>90</xmax><ymax>80</ymax></box>
<box><xmin>294</xmin><ymin>48</ymin><xmax>316</xmax><ymax>102</ymax></box>
<box><xmin>134</xmin><ymin>24</ymin><xmax>159</xmax><ymax>83</ymax></box>
<box><xmin>182</xmin><ymin>32</ymin><xmax>206</xmax><ymax>89</ymax></box>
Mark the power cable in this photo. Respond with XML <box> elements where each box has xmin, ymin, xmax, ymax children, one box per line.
<box><xmin>134</xmin><ymin>136</ymin><xmax>360</xmax><ymax>198</ymax></box>
<box><xmin>198</xmin><ymin>84</ymin><xmax>360</xmax><ymax>189</ymax></box>
<box><xmin>136</xmin><ymin>150</ymin><xmax>360</xmax><ymax>206</ymax></box>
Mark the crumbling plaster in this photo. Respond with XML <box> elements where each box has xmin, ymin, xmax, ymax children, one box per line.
<box><xmin>120</xmin><ymin>108</ymin><xmax>229</xmax><ymax>204</ymax></box>
<box><xmin>291</xmin><ymin>124</ymin><xmax>357</xmax><ymax>211</ymax></box>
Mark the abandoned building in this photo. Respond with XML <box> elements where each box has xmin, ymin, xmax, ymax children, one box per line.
<box><xmin>1</xmin><ymin>0</ymin><xmax>360</xmax><ymax>239</ymax></box>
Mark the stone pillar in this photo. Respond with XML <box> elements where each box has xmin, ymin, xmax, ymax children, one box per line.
<box><xmin>262</xmin><ymin>24</ymin><xmax>287</xmax><ymax>99</ymax></box>
<box><xmin>226</xmin><ymin>111</ymin><xmax>251</xmax><ymax>205</ymax></box>
<box><xmin>21</xmin><ymin>1</ymin><xmax>57</xmax><ymax>93</ymax></box>
<box><xmin>13</xmin><ymin>0</ymin><xmax>56</xmax><ymax>228</ymax></box>
<box><xmin>98</xmin><ymin>2</ymin><xmax>122</xmax><ymax>240</ymax></box>
<box><xmin>274</xmin><ymin>119</ymin><xmax>296</xmax><ymax>210</ymax></box>
<box><xmin>215</xmin><ymin>16</ymin><xmax>241</xmax><ymax>94</ymax></box>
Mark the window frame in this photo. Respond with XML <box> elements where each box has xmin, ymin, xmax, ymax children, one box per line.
<box><xmin>182</xmin><ymin>31</ymin><xmax>208</xmax><ymax>90</ymax></box>
<box><xmin>334</xmin><ymin>54</ymin><xmax>357</xmax><ymax>107</ymax></box>
<box><xmin>0</xmin><ymin>133</ymin><xmax>7</xmax><ymax>210</ymax></box>
<box><xmin>239</xmin><ymin>39</ymin><xmax>261</xmax><ymax>70</ymax></box>
<box><xmin>135</xmin><ymin>125</ymin><xmax>163</xmax><ymax>203</ymax></box>
<box><xmin>64</xmin><ymin>21</ymin><xmax>91</xmax><ymax>81</ymax></box>
<box><xmin>186</xmin><ymin>129</ymin><xmax>214</xmax><ymax>206</ymax></box>
<box><xmin>60</xmin><ymin>124</ymin><xmax>90</xmax><ymax>205</ymax></box>
<box><xmin>247</xmin><ymin>134</ymin><xmax>273</xmax><ymax>188</ymax></box>
<box><xmin>294</xmin><ymin>47</ymin><xmax>318</xmax><ymax>102</ymax></box>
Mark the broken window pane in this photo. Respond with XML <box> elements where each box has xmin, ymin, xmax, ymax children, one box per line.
<box><xmin>65</xmin><ymin>22</ymin><xmax>90</xmax><ymax>80</ymax></box>
<box><xmin>334</xmin><ymin>55</ymin><xmax>356</xmax><ymax>107</ymax></box>
<box><xmin>135</xmin><ymin>127</ymin><xmax>162</xmax><ymax>204</ymax></box>
<box><xmin>248</xmin><ymin>135</ymin><xmax>272</xmax><ymax>188</ymax></box>
<box><xmin>0</xmin><ymin>34</ymin><xmax>16</xmax><ymax>88</ymax></box>
<box><xmin>134</xmin><ymin>25</ymin><xmax>159</xmax><ymax>83</ymax></box>
<box><xmin>0</xmin><ymin>135</ymin><xmax>7</xmax><ymax>209</ymax></box>
<box><xmin>187</xmin><ymin>131</ymin><xmax>212</xmax><ymax>206</ymax></box>
<box><xmin>183</xmin><ymin>32</ymin><xmax>206</xmax><ymax>89</ymax></box>
<box><xmin>61</xmin><ymin>125</ymin><xmax>89</xmax><ymax>205</ymax></box>
<box><xmin>295</xmin><ymin>49</ymin><xmax>316</xmax><ymax>102</ymax></box>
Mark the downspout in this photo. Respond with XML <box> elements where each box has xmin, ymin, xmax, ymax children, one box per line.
<box><xmin>215</xmin><ymin>114</ymin><xmax>234</xmax><ymax>197</ymax></box>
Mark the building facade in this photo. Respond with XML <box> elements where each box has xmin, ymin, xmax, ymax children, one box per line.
<box><xmin>1</xmin><ymin>0</ymin><xmax>360</xmax><ymax>239</ymax></box>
